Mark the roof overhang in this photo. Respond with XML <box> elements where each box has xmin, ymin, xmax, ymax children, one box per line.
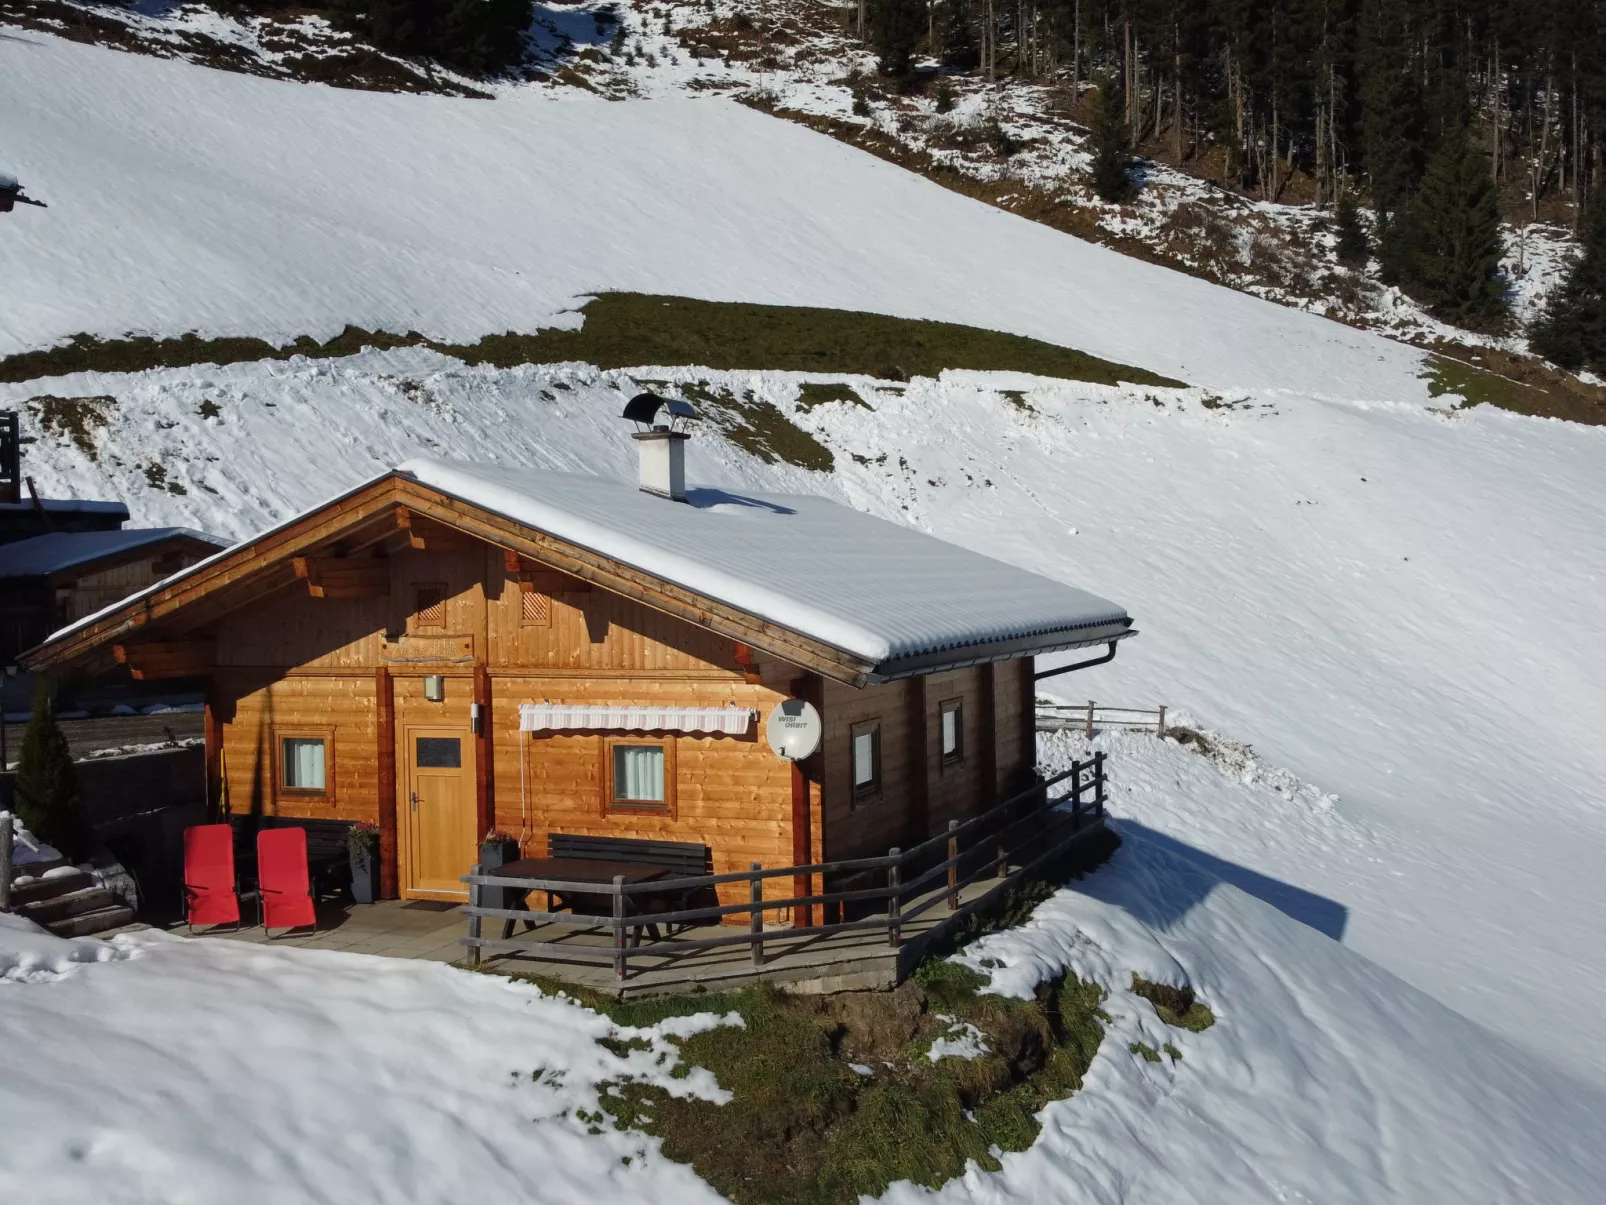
<box><xmin>21</xmin><ymin>472</ymin><xmax>1134</xmax><ymax>689</ymax></box>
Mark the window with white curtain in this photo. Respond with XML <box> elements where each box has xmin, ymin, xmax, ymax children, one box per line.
<box><xmin>852</xmin><ymin>722</ymin><xmax>880</xmax><ymax>798</ymax></box>
<box><xmin>940</xmin><ymin>700</ymin><xmax>964</xmax><ymax>765</ymax></box>
<box><xmin>281</xmin><ymin>737</ymin><xmax>327</xmax><ymax>792</ymax></box>
<box><xmin>613</xmin><ymin>744</ymin><xmax>665</xmax><ymax>804</ymax></box>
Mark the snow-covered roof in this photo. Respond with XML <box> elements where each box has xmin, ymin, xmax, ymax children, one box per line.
<box><xmin>398</xmin><ymin>459</ymin><xmax>1130</xmax><ymax>667</ymax></box>
<box><xmin>0</xmin><ymin>528</ymin><xmax>225</xmax><ymax>579</ymax></box>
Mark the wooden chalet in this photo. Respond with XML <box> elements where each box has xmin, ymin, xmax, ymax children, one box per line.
<box><xmin>21</xmin><ymin>408</ymin><xmax>1134</xmax><ymax>921</ymax></box>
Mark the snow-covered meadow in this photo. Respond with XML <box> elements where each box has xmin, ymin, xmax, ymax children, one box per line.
<box><xmin>3</xmin><ymin>24</ymin><xmax>1606</xmax><ymax>1200</ymax></box>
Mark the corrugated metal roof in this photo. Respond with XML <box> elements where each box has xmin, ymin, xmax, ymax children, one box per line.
<box><xmin>399</xmin><ymin>459</ymin><xmax>1130</xmax><ymax>665</ymax></box>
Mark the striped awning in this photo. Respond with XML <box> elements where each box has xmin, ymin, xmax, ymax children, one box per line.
<box><xmin>518</xmin><ymin>702</ymin><xmax>756</xmax><ymax>735</ymax></box>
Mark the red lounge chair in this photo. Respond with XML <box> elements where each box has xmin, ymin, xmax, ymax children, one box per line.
<box><xmin>257</xmin><ymin>827</ymin><xmax>318</xmax><ymax>936</ymax></box>
<box><xmin>183</xmin><ymin>824</ymin><xmax>241</xmax><ymax>931</ymax></box>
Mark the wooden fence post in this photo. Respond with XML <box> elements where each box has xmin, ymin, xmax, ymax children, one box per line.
<box><xmin>467</xmin><ymin>863</ymin><xmax>483</xmax><ymax>969</ymax></box>
<box><xmin>1070</xmin><ymin>758</ymin><xmax>1084</xmax><ymax>829</ymax></box>
<box><xmin>1085</xmin><ymin>699</ymin><xmax>1095</xmax><ymax>739</ymax></box>
<box><xmin>749</xmin><ymin>862</ymin><xmax>764</xmax><ymax>968</ymax></box>
<box><xmin>1094</xmin><ymin>752</ymin><xmax>1107</xmax><ymax>817</ymax></box>
<box><xmin>612</xmin><ymin>875</ymin><xmax>627</xmax><ymax>982</ymax></box>
<box><xmin>1157</xmin><ymin>705</ymin><xmax>1167</xmax><ymax>737</ymax></box>
<box><xmin>887</xmin><ymin>848</ymin><xmax>902</xmax><ymax>947</ymax></box>
<box><xmin>947</xmin><ymin>820</ymin><xmax>959</xmax><ymax>910</ymax></box>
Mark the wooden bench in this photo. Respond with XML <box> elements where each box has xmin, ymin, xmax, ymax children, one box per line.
<box><xmin>230</xmin><ymin>817</ymin><xmax>353</xmax><ymax>901</ymax></box>
<box><xmin>544</xmin><ymin>834</ymin><xmax>712</xmax><ymax>930</ymax></box>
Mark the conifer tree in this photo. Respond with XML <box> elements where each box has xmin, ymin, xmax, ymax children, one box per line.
<box><xmin>12</xmin><ymin>681</ymin><xmax>87</xmax><ymax>859</ymax></box>
<box><xmin>1334</xmin><ymin>191</ymin><xmax>1370</xmax><ymax>266</ymax></box>
<box><xmin>1394</xmin><ymin>127</ymin><xmax>1507</xmax><ymax>330</ymax></box>
<box><xmin>1530</xmin><ymin>207</ymin><xmax>1606</xmax><ymax>372</ymax></box>
<box><xmin>1086</xmin><ymin>76</ymin><xmax>1135</xmax><ymax>204</ymax></box>
<box><xmin>869</xmin><ymin>0</ymin><xmax>925</xmax><ymax>80</ymax></box>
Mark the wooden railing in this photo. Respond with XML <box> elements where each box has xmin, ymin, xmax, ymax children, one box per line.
<box><xmin>1037</xmin><ymin>701</ymin><xmax>1168</xmax><ymax>737</ymax></box>
<box><xmin>460</xmin><ymin>753</ymin><xmax>1107</xmax><ymax>982</ymax></box>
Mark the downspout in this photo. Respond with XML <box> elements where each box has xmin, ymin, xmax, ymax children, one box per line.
<box><xmin>1033</xmin><ymin>640</ymin><xmax>1120</xmax><ymax>681</ymax></box>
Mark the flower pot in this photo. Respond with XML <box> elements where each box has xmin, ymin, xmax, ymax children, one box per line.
<box><xmin>349</xmin><ymin>848</ymin><xmax>379</xmax><ymax>904</ymax></box>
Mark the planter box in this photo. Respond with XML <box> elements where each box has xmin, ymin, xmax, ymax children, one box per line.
<box><xmin>478</xmin><ymin>839</ymin><xmax>521</xmax><ymax>912</ymax></box>
<box><xmin>349</xmin><ymin>849</ymin><xmax>380</xmax><ymax>904</ymax></box>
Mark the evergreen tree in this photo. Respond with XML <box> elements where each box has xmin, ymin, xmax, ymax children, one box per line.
<box><xmin>869</xmin><ymin>0</ymin><xmax>925</xmax><ymax>80</ymax></box>
<box><xmin>1086</xmin><ymin>76</ymin><xmax>1135</xmax><ymax>204</ymax></box>
<box><xmin>1334</xmin><ymin>190</ymin><xmax>1370</xmax><ymax>266</ymax></box>
<box><xmin>1530</xmin><ymin>206</ymin><xmax>1606</xmax><ymax>372</ymax></box>
<box><xmin>12</xmin><ymin>682</ymin><xmax>87</xmax><ymax>859</ymax></box>
<box><xmin>1393</xmin><ymin>127</ymin><xmax>1507</xmax><ymax>330</ymax></box>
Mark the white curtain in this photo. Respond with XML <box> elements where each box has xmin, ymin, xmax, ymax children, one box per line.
<box><xmin>614</xmin><ymin>746</ymin><xmax>665</xmax><ymax>802</ymax></box>
<box><xmin>853</xmin><ymin>732</ymin><xmax>875</xmax><ymax>788</ymax></box>
<box><xmin>284</xmin><ymin>738</ymin><xmax>325</xmax><ymax>790</ymax></box>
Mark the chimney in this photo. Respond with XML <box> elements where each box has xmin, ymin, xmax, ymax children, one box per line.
<box><xmin>621</xmin><ymin>393</ymin><xmax>695</xmax><ymax>502</ymax></box>
<box><xmin>0</xmin><ymin>410</ymin><xmax>19</xmax><ymax>505</ymax></box>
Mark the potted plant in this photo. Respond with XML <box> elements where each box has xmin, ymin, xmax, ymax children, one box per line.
<box><xmin>347</xmin><ymin>822</ymin><xmax>380</xmax><ymax>904</ymax></box>
<box><xmin>480</xmin><ymin>830</ymin><xmax>520</xmax><ymax>871</ymax></box>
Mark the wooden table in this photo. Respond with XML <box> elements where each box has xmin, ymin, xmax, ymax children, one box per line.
<box><xmin>492</xmin><ymin>857</ymin><xmax>671</xmax><ymax>944</ymax></box>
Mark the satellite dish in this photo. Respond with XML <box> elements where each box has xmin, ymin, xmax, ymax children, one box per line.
<box><xmin>766</xmin><ymin>698</ymin><xmax>822</xmax><ymax>761</ymax></box>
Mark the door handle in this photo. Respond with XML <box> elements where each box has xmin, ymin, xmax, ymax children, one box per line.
<box><xmin>410</xmin><ymin>791</ymin><xmax>419</xmax><ymax>812</ymax></box>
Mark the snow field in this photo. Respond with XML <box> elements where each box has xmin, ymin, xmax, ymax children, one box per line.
<box><xmin>0</xmin><ymin>920</ymin><xmax>737</xmax><ymax>1205</ymax></box>
<box><xmin>0</xmin><ymin>33</ymin><xmax>1429</xmax><ymax>401</ymax></box>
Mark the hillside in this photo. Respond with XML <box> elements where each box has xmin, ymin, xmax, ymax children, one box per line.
<box><xmin>3</xmin><ymin>24</ymin><xmax>1606</xmax><ymax>1199</ymax></box>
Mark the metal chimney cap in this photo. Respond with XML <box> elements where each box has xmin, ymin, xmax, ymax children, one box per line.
<box><xmin>622</xmin><ymin>392</ymin><xmax>695</xmax><ymax>428</ymax></box>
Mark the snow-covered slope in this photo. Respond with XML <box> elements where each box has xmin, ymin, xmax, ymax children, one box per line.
<box><xmin>8</xmin><ymin>350</ymin><xmax>1605</xmax><ymax>1096</ymax></box>
<box><xmin>4</xmin><ymin>25</ymin><xmax>1606</xmax><ymax>1111</ymax></box>
<box><xmin>0</xmin><ymin>34</ymin><xmax>1428</xmax><ymax>399</ymax></box>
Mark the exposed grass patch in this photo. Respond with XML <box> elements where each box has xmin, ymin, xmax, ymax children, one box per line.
<box><xmin>140</xmin><ymin>462</ymin><xmax>187</xmax><ymax>496</ymax></box>
<box><xmin>24</xmin><ymin>395</ymin><xmax>116</xmax><ymax>459</ymax></box>
<box><xmin>1131</xmin><ymin>975</ymin><xmax>1215</xmax><ymax>1032</ymax></box>
<box><xmin>678</xmin><ymin>381</ymin><xmax>836</xmax><ymax>472</ymax></box>
<box><xmin>796</xmin><ymin>382</ymin><xmax>870</xmax><ymax>411</ymax></box>
<box><xmin>1129</xmin><ymin>1040</ymin><xmax>1161</xmax><ymax>1063</ymax></box>
<box><xmin>1423</xmin><ymin>350</ymin><xmax>1606</xmax><ymax>426</ymax></box>
<box><xmin>594</xmin><ymin>967</ymin><xmax>1107</xmax><ymax>1205</ymax></box>
<box><xmin>999</xmin><ymin>389</ymin><xmax>1037</xmax><ymax>414</ymax></box>
<box><xmin>0</xmin><ymin>294</ymin><xmax>1184</xmax><ymax>391</ymax></box>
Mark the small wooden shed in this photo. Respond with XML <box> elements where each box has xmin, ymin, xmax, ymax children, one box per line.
<box><xmin>21</xmin><ymin>452</ymin><xmax>1133</xmax><ymax>907</ymax></box>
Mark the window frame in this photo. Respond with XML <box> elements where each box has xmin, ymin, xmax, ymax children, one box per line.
<box><xmin>850</xmin><ymin>720</ymin><xmax>882</xmax><ymax>802</ymax></box>
<box><xmin>939</xmin><ymin>698</ymin><xmax>965</xmax><ymax>769</ymax></box>
<box><xmin>274</xmin><ymin>727</ymin><xmax>335</xmax><ymax>804</ymax></box>
<box><xmin>601</xmin><ymin>734</ymin><xmax>677</xmax><ymax>818</ymax></box>
<box><xmin>412</xmin><ymin>583</ymin><xmax>448</xmax><ymax>632</ymax></box>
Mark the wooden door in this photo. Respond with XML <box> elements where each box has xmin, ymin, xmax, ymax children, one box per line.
<box><xmin>402</xmin><ymin>726</ymin><xmax>476</xmax><ymax>900</ymax></box>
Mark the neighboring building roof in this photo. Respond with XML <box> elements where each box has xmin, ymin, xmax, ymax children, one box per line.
<box><xmin>399</xmin><ymin>459</ymin><xmax>1131</xmax><ymax>667</ymax></box>
<box><xmin>0</xmin><ymin>527</ymin><xmax>226</xmax><ymax>580</ymax></box>
<box><xmin>0</xmin><ymin>498</ymin><xmax>130</xmax><ymax>518</ymax></box>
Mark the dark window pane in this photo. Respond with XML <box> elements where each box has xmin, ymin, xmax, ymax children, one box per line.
<box><xmin>416</xmin><ymin>737</ymin><xmax>461</xmax><ymax>768</ymax></box>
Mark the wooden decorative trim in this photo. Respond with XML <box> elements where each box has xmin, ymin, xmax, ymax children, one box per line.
<box><xmin>601</xmin><ymin>734</ymin><xmax>678</xmax><ymax>818</ymax></box>
<box><xmin>272</xmin><ymin>726</ymin><xmax>336</xmax><ymax>807</ymax></box>
<box><xmin>474</xmin><ymin>662</ymin><xmax>494</xmax><ymax>840</ymax></box>
<box><xmin>292</xmin><ymin>554</ymin><xmax>389</xmax><ymax>599</ymax></box>
<box><xmin>113</xmin><ymin>638</ymin><xmax>215</xmax><ymax>681</ymax></box>
<box><xmin>376</xmin><ymin>667</ymin><xmax>398</xmax><ymax>899</ymax></box>
<box><xmin>519</xmin><ymin>586</ymin><xmax>551</xmax><ymax>627</ymax></box>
